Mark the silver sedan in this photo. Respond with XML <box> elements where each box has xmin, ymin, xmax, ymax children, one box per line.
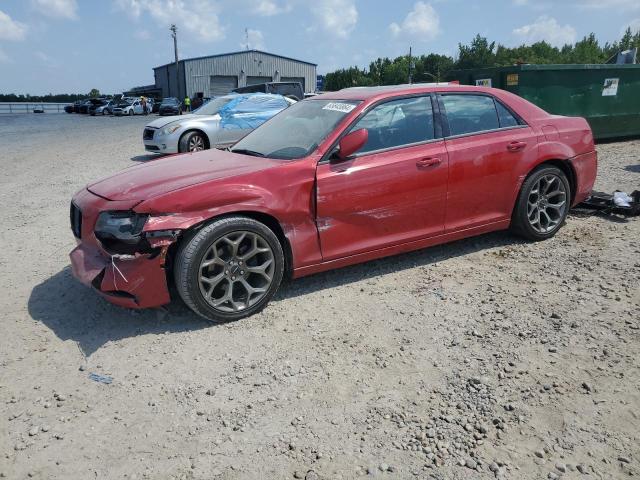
<box><xmin>142</xmin><ymin>93</ymin><xmax>295</xmax><ymax>154</ymax></box>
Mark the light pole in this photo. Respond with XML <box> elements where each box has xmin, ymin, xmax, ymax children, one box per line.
<box><xmin>170</xmin><ymin>25</ymin><xmax>180</xmax><ymax>98</ymax></box>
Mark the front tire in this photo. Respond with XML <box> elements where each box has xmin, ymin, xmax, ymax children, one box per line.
<box><xmin>128</xmin><ymin>109</ymin><xmax>134</xmax><ymax>116</ymax></box>
<box><xmin>174</xmin><ymin>216</ymin><xmax>285</xmax><ymax>322</ymax></box>
<box><xmin>179</xmin><ymin>131</ymin><xmax>207</xmax><ymax>152</ymax></box>
<box><xmin>511</xmin><ymin>165</ymin><xmax>570</xmax><ymax>241</ymax></box>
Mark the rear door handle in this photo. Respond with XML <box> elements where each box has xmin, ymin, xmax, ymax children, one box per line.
<box><xmin>507</xmin><ymin>141</ymin><xmax>527</xmax><ymax>152</ymax></box>
<box><xmin>416</xmin><ymin>157</ymin><xmax>442</xmax><ymax>168</ymax></box>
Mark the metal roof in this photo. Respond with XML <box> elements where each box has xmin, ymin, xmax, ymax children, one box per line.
<box><xmin>314</xmin><ymin>83</ymin><xmax>486</xmax><ymax>101</ymax></box>
<box><xmin>153</xmin><ymin>49</ymin><xmax>317</xmax><ymax>70</ymax></box>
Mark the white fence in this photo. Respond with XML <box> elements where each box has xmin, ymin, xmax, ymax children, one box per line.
<box><xmin>0</xmin><ymin>102</ymin><xmax>70</xmax><ymax>114</ymax></box>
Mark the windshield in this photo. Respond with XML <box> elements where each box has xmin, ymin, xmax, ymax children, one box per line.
<box><xmin>231</xmin><ymin>99</ymin><xmax>361</xmax><ymax>160</ymax></box>
<box><xmin>161</xmin><ymin>97</ymin><xmax>178</xmax><ymax>105</ymax></box>
<box><xmin>193</xmin><ymin>96</ymin><xmax>235</xmax><ymax>115</ymax></box>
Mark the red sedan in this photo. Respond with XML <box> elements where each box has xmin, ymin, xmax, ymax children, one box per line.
<box><xmin>70</xmin><ymin>84</ymin><xmax>597</xmax><ymax>322</ymax></box>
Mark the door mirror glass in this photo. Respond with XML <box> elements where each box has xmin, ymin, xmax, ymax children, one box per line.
<box><xmin>337</xmin><ymin>128</ymin><xmax>368</xmax><ymax>160</ymax></box>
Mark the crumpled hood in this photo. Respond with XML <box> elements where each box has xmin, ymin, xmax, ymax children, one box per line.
<box><xmin>145</xmin><ymin>114</ymin><xmax>199</xmax><ymax>129</ymax></box>
<box><xmin>87</xmin><ymin>149</ymin><xmax>281</xmax><ymax>202</ymax></box>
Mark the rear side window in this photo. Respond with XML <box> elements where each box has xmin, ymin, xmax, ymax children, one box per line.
<box><xmin>349</xmin><ymin>96</ymin><xmax>435</xmax><ymax>154</ymax></box>
<box><xmin>441</xmin><ymin>94</ymin><xmax>499</xmax><ymax>136</ymax></box>
<box><xmin>495</xmin><ymin>100</ymin><xmax>521</xmax><ymax>128</ymax></box>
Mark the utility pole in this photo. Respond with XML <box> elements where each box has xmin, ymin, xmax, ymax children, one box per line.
<box><xmin>170</xmin><ymin>24</ymin><xmax>180</xmax><ymax>98</ymax></box>
<box><xmin>408</xmin><ymin>46</ymin><xmax>413</xmax><ymax>84</ymax></box>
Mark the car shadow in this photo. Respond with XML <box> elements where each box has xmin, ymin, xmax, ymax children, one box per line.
<box><xmin>27</xmin><ymin>267</ymin><xmax>209</xmax><ymax>357</ymax></box>
<box><xmin>275</xmin><ymin>231</ymin><xmax>519</xmax><ymax>301</ymax></box>
<box><xmin>29</xmin><ymin>231</ymin><xmax>522</xmax><ymax>357</ymax></box>
<box><xmin>130</xmin><ymin>154</ymin><xmax>161</xmax><ymax>162</ymax></box>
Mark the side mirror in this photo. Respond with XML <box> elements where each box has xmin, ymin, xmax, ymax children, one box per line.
<box><xmin>337</xmin><ymin>128</ymin><xmax>368</xmax><ymax>160</ymax></box>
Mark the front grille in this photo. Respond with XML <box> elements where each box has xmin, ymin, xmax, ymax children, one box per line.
<box><xmin>143</xmin><ymin>128</ymin><xmax>155</xmax><ymax>140</ymax></box>
<box><xmin>70</xmin><ymin>202</ymin><xmax>82</xmax><ymax>239</ymax></box>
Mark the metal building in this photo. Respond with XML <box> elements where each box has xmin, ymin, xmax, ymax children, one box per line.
<box><xmin>153</xmin><ymin>49</ymin><xmax>317</xmax><ymax>99</ymax></box>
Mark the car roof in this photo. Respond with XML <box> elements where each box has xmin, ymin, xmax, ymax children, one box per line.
<box><xmin>314</xmin><ymin>83</ymin><xmax>496</xmax><ymax>101</ymax></box>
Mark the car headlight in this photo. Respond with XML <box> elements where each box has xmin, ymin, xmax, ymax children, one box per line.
<box><xmin>95</xmin><ymin>211</ymin><xmax>148</xmax><ymax>244</ymax></box>
<box><xmin>159</xmin><ymin>124</ymin><xmax>182</xmax><ymax>136</ymax></box>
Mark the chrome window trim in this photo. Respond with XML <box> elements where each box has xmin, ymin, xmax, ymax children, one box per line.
<box><xmin>350</xmin><ymin>137</ymin><xmax>445</xmax><ymax>159</ymax></box>
<box><xmin>444</xmin><ymin>124</ymin><xmax>530</xmax><ymax>141</ymax></box>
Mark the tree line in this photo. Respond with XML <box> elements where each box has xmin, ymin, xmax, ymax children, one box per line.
<box><xmin>324</xmin><ymin>29</ymin><xmax>640</xmax><ymax>91</ymax></box>
<box><xmin>0</xmin><ymin>88</ymin><xmax>107</xmax><ymax>103</ymax></box>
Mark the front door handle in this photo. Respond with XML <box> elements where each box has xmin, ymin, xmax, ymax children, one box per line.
<box><xmin>416</xmin><ymin>157</ymin><xmax>442</xmax><ymax>168</ymax></box>
<box><xmin>507</xmin><ymin>141</ymin><xmax>527</xmax><ymax>152</ymax></box>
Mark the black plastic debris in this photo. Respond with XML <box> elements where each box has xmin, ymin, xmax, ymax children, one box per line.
<box><xmin>577</xmin><ymin>190</ymin><xmax>640</xmax><ymax>217</ymax></box>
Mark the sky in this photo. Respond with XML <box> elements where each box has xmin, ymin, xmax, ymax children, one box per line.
<box><xmin>0</xmin><ymin>0</ymin><xmax>639</xmax><ymax>95</ymax></box>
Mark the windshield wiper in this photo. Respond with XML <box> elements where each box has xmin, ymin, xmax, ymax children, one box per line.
<box><xmin>230</xmin><ymin>148</ymin><xmax>265</xmax><ymax>157</ymax></box>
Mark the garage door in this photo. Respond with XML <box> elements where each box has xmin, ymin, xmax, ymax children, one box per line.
<box><xmin>246</xmin><ymin>76</ymin><xmax>272</xmax><ymax>86</ymax></box>
<box><xmin>210</xmin><ymin>75</ymin><xmax>238</xmax><ymax>96</ymax></box>
<box><xmin>281</xmin><ymin>77</ymin><xmax>305</xmax><ymax>91</ymax></box>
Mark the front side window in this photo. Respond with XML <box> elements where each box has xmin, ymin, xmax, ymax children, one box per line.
<box><xmin>441</xmin><ymin>94</ymin><xmax>500</xmax><ymax>136</ymax></box>
<box><xmin>348</xmin><ymin>96</ymin><xmax>435</xmax><ymax>154</ymax></box>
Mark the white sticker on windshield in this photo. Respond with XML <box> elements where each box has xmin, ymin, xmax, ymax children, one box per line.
<box><xmin>322</xmin><ymin>102</ymin><xmax>356</xmax><ymax>113</ymax></box>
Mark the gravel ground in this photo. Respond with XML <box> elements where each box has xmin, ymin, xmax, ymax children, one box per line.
<box><xmin>0</xmin><ymin>113</ymin><xmax>639</xmax><ymax>480</ymax></box>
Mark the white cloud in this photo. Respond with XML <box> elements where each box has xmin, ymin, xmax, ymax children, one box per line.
<box><xmin>513</xmin><ymin>16</ymin><xmax>576</xmax><ymax>47</ymax></box>
<box><xmin>389</xmin><ymin>2</ymin><xmax>440</xmax><ymax>41</ymax></box>
<box><xmin>135</xmin><ymin>29</ymin><xmax>151</xmax><ymax>40</ymax></box>
<box><xmin>0</xmin><ymin>10</ymin><xmax>27</xmax><ymax>41</ymax></box>
<box><xmin>622</xmin><ymin>18</ymin><xmax>640</xmax><ymax>34</ymax></box>
<box><xmin>580</xmin><ymin>0</ymin><xmax>639</xmax><ymax>9</ymax></box>
<box><xmin>0</xmin><ymin>47</ymin><xmax>11</xmax><ymax>63</ymax></box>
<box><xmin>114</xmin><ymin>0</ymin><xmax>225</xmax><ymax>42</ymax></box>
<box><xmin>240</xmin><ymin>28</ymin><xmax>265</xmax><ymax>50</ymax></box>
<box><xmin>310</xmin><ymin>0</ymin><xmax>357</xmax><ymax>39</ymax></box>
<box><xmin>252</xmin><ymin>0</ymin><xmax>291</xmax><ymax>16</ymax></box>
<box><xmin>31</xmin><ymin>0</ymin><xmax>78</xmax><ymax>20</ymax></box>
<box><xmin>34</xmin><ymin>50</ymin><xmax>60</xmax><ymax>67</ymax></box>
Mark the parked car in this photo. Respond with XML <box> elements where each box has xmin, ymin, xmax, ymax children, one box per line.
<box><xmin>72</xmin><ymin>100</ymin><xmax>87</xmax><ymax>113</ymax></box>
<box><xmin>78</xmin><ymin>100</ymin><xmax>93</xmax><ymax>114</ymax></box>
<box><xmin>233</xmin><ymin>81</ymin><xmax>304</xmax><ymax>101</ymax></box>
<box><xmin>69</xmin><ymin>84</ymin><xmax>597</xmax><ymax>323</ymax></box>
<box><xmin>64</xmin><ymin>103</ymin><xmax>75</xmax><ymax>113</ymax></box>
<box><xmin>89</xmin><ymin>99</ymin><xmax>115</xmax><ymax>115</ymax></box>
<box><xmin>158</xmin><ymin>97</ymin><xmax>182</xmax><ymax>116</ymax></box>
<box><xmin>142</xmin><ymin>93</ymin><xmax>294</xmax><ymax>154</ymax></box>
<box><xmin>112</xmin><ymin>98</ymin><xmax>147</xmax><ymax>116</ymax></box>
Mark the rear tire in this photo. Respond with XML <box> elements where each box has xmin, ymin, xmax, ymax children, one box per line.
<box><xmin>511</xmin><ymin>165</ymin><xmax>570</xmax><ymax>241</ymax></box>
<box><xmin>174</xmin><ymin>216</ymin><xmax>285</xmax><ymax>322</ymax></box>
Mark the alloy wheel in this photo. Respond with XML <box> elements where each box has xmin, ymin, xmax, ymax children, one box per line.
<box><xmin>188</xmin><ymin>135</ymin><xmax>205</xmax><ymax>151</ymax></box>
<box><xmin>526</xmin><ymin>173</ymin><xmax>567</xmax><ymax>234</ymax></box>
<box><xmin>198</xmin><ymin>231</ymin><xmax>275</xmax><ymax>313</ymax></box>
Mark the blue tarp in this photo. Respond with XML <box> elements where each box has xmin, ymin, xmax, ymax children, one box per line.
<box><xmin>218</xmin><ymin>93</ymin><xmax>289</xmax><ymax>130</ymax></box>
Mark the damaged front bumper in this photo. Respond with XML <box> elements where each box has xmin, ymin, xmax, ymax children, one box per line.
<box><xmin>69</xmin><ymin>188</ymin><xmax>177</xmax><ymax>309</ymax></box>
<box><xmin>70</xmin><ymin>243</ymin><xmax>171</xmax><ymax>309</ymax></box>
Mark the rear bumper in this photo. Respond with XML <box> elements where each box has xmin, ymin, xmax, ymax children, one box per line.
<box><xmin>569</xmin><ymin>150</ymin><xmax>598</xmax><ymax>205</ymax></box>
